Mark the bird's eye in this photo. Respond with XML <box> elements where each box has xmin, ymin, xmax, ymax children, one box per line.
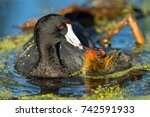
<box><xmin>98</xmin><ymin>48</ymin><xmax>107</xmax><ymax>57</ymax></box>
<box><xmin>57</xmin><ymin>23</ymin><xmax>63</xmax><ymax>29</ymax></box>
<box><xmin>66</xmin><ymin>18</ymin><xmax>71</xmax><ymax>24</ymax></box>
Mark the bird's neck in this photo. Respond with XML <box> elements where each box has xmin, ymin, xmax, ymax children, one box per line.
<box><xmin>35</xmin><ymin>35</ymin><xmax>58</xmax><ymax>65</ymax></box>
<box><xmin>38</xmin><ymin>43</ymin><xmax>52</xmax><ymax>65</ymax></box>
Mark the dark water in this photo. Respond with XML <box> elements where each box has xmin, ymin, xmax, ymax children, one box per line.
<box><xmin>0</xmin><ymin>0</ymin><xmax>150</xmax><ymax>98</ymax></box>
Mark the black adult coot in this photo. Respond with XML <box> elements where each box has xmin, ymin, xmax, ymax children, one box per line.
<box><xmin>15</xmin><ymin>14</ymin><xmax>135</xmax><ymax>78</ymax></box>
<box><xmin>15</xmin><ymin>14</ymin><xmax>94</xmax><ymax>78</ymax></box>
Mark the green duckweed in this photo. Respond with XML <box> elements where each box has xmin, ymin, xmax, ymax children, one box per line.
<box><xmin>0</xmin><ymin>33</ymin><xmax>32</xmax><ymax>51</ymax></box>
<box><xmin>1</xmin><ymin>84</ymin><xmax>150</xmax><ymax>100</ymax></box>
<box><xmin>19</xmin><ymin>93</ymin><xmax>76</xmax><ymax>100</ymax></box>
<box><xmin>69</xmin><ymin>64</ymin><xmax>150</xmax><ymax>79</ymax></box>
<box><xmin>19</xmin><ymin>85</ymin><xmax>126</xmax><ymax>100</ymax></box>
<box><xmin>0</xmin><ymin>90</ymin><xmax>13</xmax><ymax>100</ymax></box>
<box><xmin>82</xmin><ymin>85</ymin><xmax>127</xmax><ymax>100</ymax></box>
<box><xmin>0</xmin><ymin>33</ymin><xmax>150</xmax><ymax>100</ymax></box>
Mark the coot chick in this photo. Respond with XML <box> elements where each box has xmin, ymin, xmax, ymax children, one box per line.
<box><xmin>82</xmin><ymin>48</ymin><xmax>136</xmax><ymax>76</ymax></box>
<box><xmin>15</xmin><ymin>14</ymin><xmax>94</xmax><ymax>78</ymax></box>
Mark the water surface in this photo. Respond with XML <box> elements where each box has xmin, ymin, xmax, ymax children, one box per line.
<box><xmin>0</xmin><ymin>0</ymin><xmax>150</xmax><ymax>98</ymax></box>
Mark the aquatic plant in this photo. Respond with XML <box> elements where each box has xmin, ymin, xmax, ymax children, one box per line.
<box><xmin>0</xmin><ymin>33</ymin><xmax>32</xmax><ymax>51</ymax></box>
<box><xmin>19</xmin><ymin>85</ymin><xmax>126</xmax><ymax>100</ymax></box>
<box><xmin>0</xmin><ymin>90</ymin><xmax>13</xmax><ymax>100</ymax></box>
<box><xmin>0</xmin><ymin>33</ymin><xmax>150</xmax><ymax>100</ymax></box>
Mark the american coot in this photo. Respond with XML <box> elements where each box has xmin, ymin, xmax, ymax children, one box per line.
<box><xmin>15</xmin><ymin>14</ymin><xmax>94</xmax><ymax>78</ymax></box>
<box><xmin>15</xmin><ymin>14</ymin><xmax>135</xmax><ymax>78</ymax></box>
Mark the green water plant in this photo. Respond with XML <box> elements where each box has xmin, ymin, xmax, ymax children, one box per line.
<box><xmin>69</xmin><ymin>64</ymin><xmax>150</xmax><ymax>79</ymax></box>
<box><xmin>0</xmin><ymin>90</ymin><xmax>13</xmax><ymax>100</ymax></box>
<box><xmin>19</xmin><ymin>85</ymin><xmax>126</xmax><ymax>100</ymax></box>
<box><xmin>0</xmin><ymin>33</ymin><xmax>32</xmax><ymax>51</ymax></box>
<box><xmin>0</xmin><ymin>33</ymin><xmax>150</xmax><ymax>100</ymax></box>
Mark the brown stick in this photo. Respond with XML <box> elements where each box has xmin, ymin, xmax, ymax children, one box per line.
<box><xmin>100</xmin><ymin>14</ymin><xmax>145</xmax><ymax>46</ymax></box>
<box><xmin>128</xmin><ymin>15</ymin><xmax>145</xmax><ymax>44</ymax></box>
<box><xmin>100</xmin><ymin>18</ymin><xmax>128</xmax><ymax>46</ymax></box>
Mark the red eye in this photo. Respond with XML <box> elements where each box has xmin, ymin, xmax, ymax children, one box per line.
<box><xmin>98</xmin><ymin>48</ymin><xmax>106</xmax><ymax>57</ymax></box>
<box><xmin>57</xmin><ymin>23</ymin><xmax>63</xmax><ymax>29</ymax></box>
<box><xmin>66</xmin><ymin>18</ymin><xmax>71</xmax><ymax>24</ymax></box>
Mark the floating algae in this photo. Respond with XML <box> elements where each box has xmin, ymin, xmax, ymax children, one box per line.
<box><xmin>69</xmin><ymin>64</ymin><xmax>150</xmax><ymax>79</ymax></box>
<box><xmin>0</xmin><ymin>90</ymin><xmax>13</xmax><ymax>100</ymax></box>
<box><xmin>0</xmin><ymin>33</ymin><xmax>32</xmax><ymax>51</ymax></box>
<box><xmin>0</xmin><ymin>33</ymin><xmax>150</xmax><ymax>100</ymax></box>
<box><xmin>19</xmin><ymin>85</ymin><xmax>126</xmax><ymax>100</ymax></box>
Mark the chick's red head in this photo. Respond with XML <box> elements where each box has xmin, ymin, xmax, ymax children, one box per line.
<box><xmin>82</xmin><ymin>49</ymin><xmax>103</xmax><ymax>74</ymax></box>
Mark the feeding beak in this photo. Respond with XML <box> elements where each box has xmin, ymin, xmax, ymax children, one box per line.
<box><xmin>65</xmin><ymin>23</ymin><xmax>83</xmax><ymax>49</ymax></box>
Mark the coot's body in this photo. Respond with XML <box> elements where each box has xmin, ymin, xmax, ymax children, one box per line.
<box><xmin>15</xmin><ymin>14</ymin><xmax>93</xmax><ymax>78</ymax></box>
<box><xmin>15</xmin><ymin>14</ymin><xmax>136</xmax><ymax>78</ymax></box>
